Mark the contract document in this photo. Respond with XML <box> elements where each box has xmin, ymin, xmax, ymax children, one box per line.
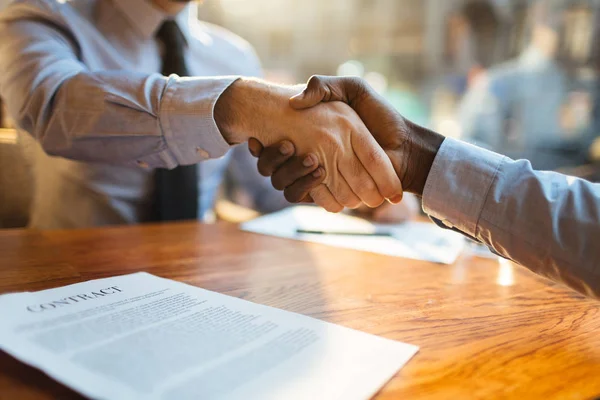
<box><xmin>0</xmin><ymin>273</ymin><xmax>418</xmax><ymax>400</ymax></box>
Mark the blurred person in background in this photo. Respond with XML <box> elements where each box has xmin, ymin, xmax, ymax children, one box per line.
<box><xmin>448</xmin><ymin>0</ymin><xmax>501</xmax><ymax>93</ymax></box>
<box><xmin>425</xmin><ymin>0</ymin><xmax>501</xmax><ymax>128</ymax></box>
<box><xmin>583</xmin><ymin>7</ymin><xmax>600</xmax><ymax>180</ymax></box>
<box><xmin>459</xmin><ymin>0</ymin><xmax>596</xmax><ymax>171</ymax></box>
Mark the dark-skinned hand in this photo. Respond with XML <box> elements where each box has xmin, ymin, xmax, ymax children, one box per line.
<box><xmin>248</xmin><ymin>75</ymin><xmax>445</xmax><ymax>203</ymax></box>
<box><xmin>248</xmin><ymin>138</ymin><xmax>421</xmax><ymax>223</ymax></box>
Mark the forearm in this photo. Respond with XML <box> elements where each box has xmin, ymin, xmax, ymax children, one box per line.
<box><xmin>22</xmin><ymin>72</ymin><xmax>235</xmax><ymax>168</ymax></box>
<box><xmin>0</xmin><ymin>15</ymin><xmax>236</xmax><ymax>168</ymax></box>
<box><xmin>479</xmin><ymin>159</ymin><xmax>600</xmax><ymax>298</ymax></box>
<box><xmin>423</xmin><ymin>138</ymin><xmax>600</xmax><ymax>298</ymax></box>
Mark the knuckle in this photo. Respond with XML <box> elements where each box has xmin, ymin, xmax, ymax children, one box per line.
<box><xmin>308</xmin><ymin>75</ymin><xmax>329</xmax><ymax>89</ymax></box>
<box><xmin>358</xmin><ymin>179</ymin><xmax>385</xmax><ymax>206</ymax></box>
<box><xmin>308</xmin><ymin>75</ymin><xmax>322</xmax><ymax>87</ymax></box>
<box><xmin>333</xmin><ymin>117</ymin><xmax>352</xmax><ymax>134</ymax></box>
<box><xmin>361</xmin><ymin>177</ymin><xmax>377</xmax><ymax>193</ymax></box>
<box><xmin>308</xmin><ymin>185</ymin><xmax>327</xmax><ymax>202</ymax></box>
<box><xmin>307</xmin><ymin>75</ymin><xmax>334</xmax><ymax>101</ymax></box>
<box><xmin>343</xmin><ymin>118</ymin><xmax>356</xmax><ymax>131</ymax></box>
<box><xmin>347</xmin><ymin>76</ymin><xmax>369</xmax><ymax>95</ymax></box>
<box><xmin>347</xmin><ymin>76</ymin><xmax>364</xmax><ymax>88</ymax></box>
<box><xmin>335</xmin><ymin>191</ymin><xmax>355</xmax><ymax>207</ymax></box>
<box><xmin>324</xmin><ymin>130</ymin><xmax>344</xmax><ymax>149</ymax></box>
<box><xmin>317</xmin><ymin>131</ymin><xmax>339</xmax><ymax>151</ymax></box>
<box><xmin>318</xmin><ymin>127</ymin><xmax>334</xmax><ymax>139</ymax></box>
<box><xmin>337</xmin><ymin>115</ymin><xmax>358</xmax><ymax>136</ymax></box>
<box><xmin>365</xmin><ymin>148</ymin><xmax>384</xmax><ymax>166</ymax></box>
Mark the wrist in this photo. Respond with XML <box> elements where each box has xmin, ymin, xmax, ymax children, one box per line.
<box><xmin>403</xmin><ymin>121</ymin><xmax>445</xmax><ymax>196</ymax></box>
<box><xmin>214</xmin><ymin>78</ymin><xmax>296</xmax><ymax>145</ymax></box>
<box><xmin>214</xmin><ymin>78</ymin><xmax>253</xmax><ymax>144</ymax></box>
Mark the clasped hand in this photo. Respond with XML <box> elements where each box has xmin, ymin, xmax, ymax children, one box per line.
<box><xmin>234</xmin><ymin>81</ymin><xmax>403</xmax><ymax>212</ymax></box>
<box><xmin>246</xmin><ymin>76</ymin><xmax>445</xmax><ymax>208</ymax></box>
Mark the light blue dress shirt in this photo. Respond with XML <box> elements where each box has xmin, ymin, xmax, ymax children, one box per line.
<box><xmin>0</xmin><ymin>0</ymin><xmax>287</xmax><ymax>228</ymax></box>
<box><xmin>423</xmin><ymin>138</ymin><xmax>600</xmax><ymax>298</ymax></box>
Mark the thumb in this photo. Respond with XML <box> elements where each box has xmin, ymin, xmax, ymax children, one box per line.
<box><xmin>289</xmin><ymin>87</ymin><xmax>324</xmax><ymax>110</ymax></box>
<box><xmin>289</xmin><ymin>75</ymin><xmax>331</xmax><ymax>110</ymax></box>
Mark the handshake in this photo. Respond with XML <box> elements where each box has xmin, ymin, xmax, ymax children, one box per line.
<box><xmin>215</xmin><ymin>76</ymin><xmax>446</xmax><ymax>211</ymax></box>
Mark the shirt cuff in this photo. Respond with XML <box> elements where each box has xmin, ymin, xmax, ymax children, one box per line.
<box><xmin>158</xmin><ymin>75</ymin><xmax>239</xmax><ymax>168</ymax></box>
<box><xmin>422</xmin><ymin>137</ymin><xmax>506</xmax><ymax>238</ymax></box>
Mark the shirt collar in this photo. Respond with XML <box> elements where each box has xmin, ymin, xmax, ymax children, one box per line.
<box><xmin>111</xmin><ymin>0</ymin><xmax>194</xmax><ymax>44</ymax></box>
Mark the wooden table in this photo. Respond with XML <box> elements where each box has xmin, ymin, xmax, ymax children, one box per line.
<box><xmin>0</xmin><ymin>222</ymin><xmax>599</xmax><ymax>399</ymax></box>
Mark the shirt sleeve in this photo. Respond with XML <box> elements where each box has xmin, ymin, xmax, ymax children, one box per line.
<box><xmin>0</xmin><ymin>2</ymin><xmax>235</xmax><ymax>169</ymax></box>
<box><xmin>423</xmin><ymin>137</ymin><xmax>600</xmax><ymax>298</ymax></box>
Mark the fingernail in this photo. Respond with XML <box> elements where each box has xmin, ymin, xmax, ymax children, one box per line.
<box><xmin>388</xmin><ymin>194</ymin><xmax>403</xmax><ymax>204</ymax></box>
<box><xmin>312</xmin><ymin>168</ymin><xmax>323</xmax><ymax>178</ymax></box>
<box><xmin>303</xmin><ymin>154</ymin><xmax>316</xmax><ymax>167</ymax></box>
<box><xmin>279</xmin><ymin>142</ymin><xmax>293</xmax><ymax>155</ymax></box>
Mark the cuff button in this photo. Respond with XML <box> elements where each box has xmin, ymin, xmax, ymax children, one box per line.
<box><xmin>196</xmin><ymin>147</ymin><xmax>209</xmax><ymax>159</ymax></box>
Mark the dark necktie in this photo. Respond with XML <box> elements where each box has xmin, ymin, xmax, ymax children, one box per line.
<box><xmin>153</xmin><ymin>20</ymin><xmax>199</xmax><ymax>221</ymax></box>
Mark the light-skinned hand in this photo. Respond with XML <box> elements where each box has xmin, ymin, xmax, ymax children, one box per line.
<box><xmin>215</xmin><ymin>78</ymin><xmax>403</xmax><ymax>212</ymax></box>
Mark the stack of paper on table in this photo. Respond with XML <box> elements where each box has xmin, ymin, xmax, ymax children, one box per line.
<box><xmin>241</xmin><ymin>206</ymin><xmax>465</xmax><ymax>264</ymax></box>
<box><xmin>0</xmin><ymin>273</ymin><xmax>418</xmax><ymax>400</ymax></box>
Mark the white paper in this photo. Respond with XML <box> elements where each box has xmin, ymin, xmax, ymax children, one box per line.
<box><xmin>0</xmin><ymin>272</ymin><xmax>418</xmax><ymax>400</ymax></box>
<box><xmin>241</xmin><ymin>206</ymin><xmax>465</xmax><ymax>264</ymax></box>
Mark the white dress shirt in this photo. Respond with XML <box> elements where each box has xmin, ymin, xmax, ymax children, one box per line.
<box><xmin>0</xmin><ymin>0</ymin><xmax>287</xmax><ymax>229</ymax></box>
<box><xmin>423</xmin><ymin>138</ymin><xmax>600</xmax><ymax>298</ymax></box>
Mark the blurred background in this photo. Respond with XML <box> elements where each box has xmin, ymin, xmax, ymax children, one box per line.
<box><xmin>195</xmin><ymin>0</ymin><xmax>600</xmax><ymax>175</ymax></box>
<box><xmin>2</xmin><ymin>0</ymin><xmax>600</xmax><ymax>227</ymax></box>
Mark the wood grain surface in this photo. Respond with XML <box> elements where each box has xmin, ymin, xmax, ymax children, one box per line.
<box><xmin>0</xmin><ymin>222</ymin><xmax>599</xmax><ymax>399</ymax></box>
